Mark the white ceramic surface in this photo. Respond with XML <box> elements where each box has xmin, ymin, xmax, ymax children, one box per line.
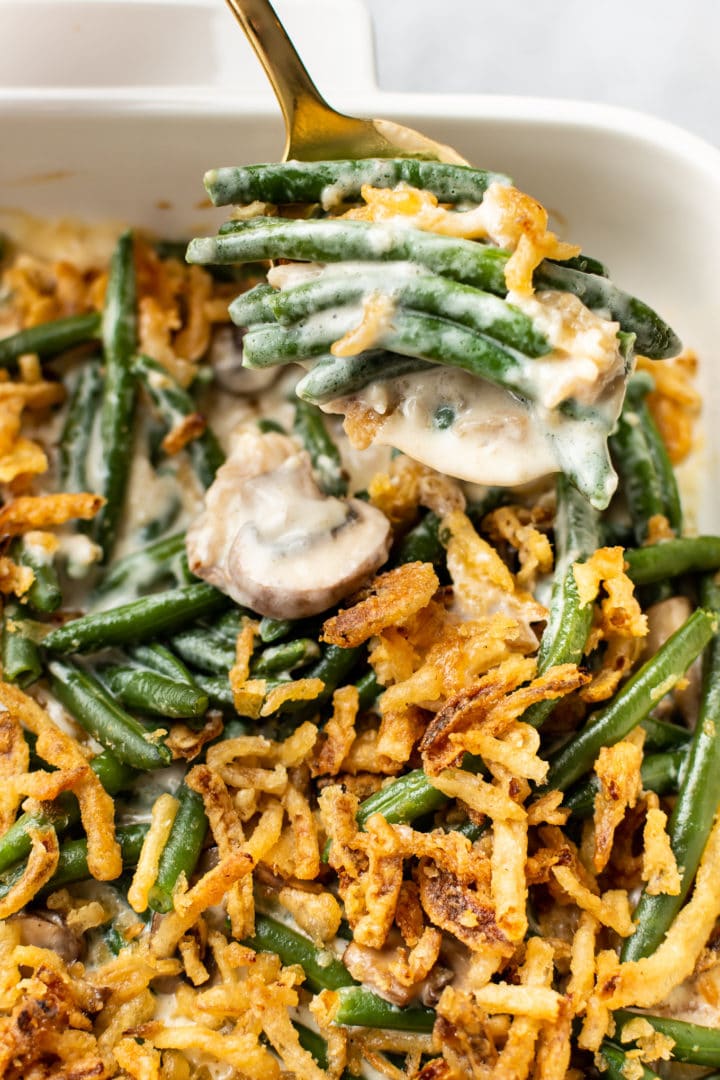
<box><xmin>0</xmin><ymin>0</ymin><xmax>718</xmax><ymax>528</ymax></box>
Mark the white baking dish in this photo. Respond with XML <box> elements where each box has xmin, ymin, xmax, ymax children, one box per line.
<box><xmin>0</xmin><ymin>0</ymin><xmax>718</xmax><ymax>528</ymax></box>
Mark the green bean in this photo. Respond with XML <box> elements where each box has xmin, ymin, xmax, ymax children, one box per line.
<box><xmin>259</xmin><ymin>616</ymin><xmax>295</xmax><ymax>644</ymax></box>
<box><xmin>245</xmin><ymin>914</ymin><xmax>355</xmax><ymax>993</ymax></box>
<box><xmin>133</xmin><ymin>354</ymin><xmax>225</xmax><ymax>489</ymax></box>
<box><xmin>189</xmin><ymin>218</ymin><xmax>679</xmax><ymax>358</ymax></box>
<box><xmin>357</xmin><ymin>769</ymin><xmax>448</xmax><ymax>829</ymax></box>
<box><xmin>264</xmin><ymin>265</ymin><xmax>550</xmax><ymax>356</ymax></box>
<box><xmin>0</xmin><ymin>749</ymin><xmax>134</xmax><ymax>874</ymax></box>
<box><xmin>59</xmin><ymin>359</ymin><xmax>102</xmax><ymax>491</ymax></box>
<box><xmin>355</xmin><ymin>669</ymin><xmax>380</xmax><ymax>712</ymax></box>
<box><xmin>43</xmin><ymin>582</ymin><xmax>225</xmax><ymax>653</ymax></box>
<box><xmin>302</xmin><ymin>644</ymin><xmax>363</xmax><ymax>701</ymax></box>
<box><xmin>243</xmin><ymin>308</ymin><xmax>539</xmax><ymax>404</ymax></box>
<box><xmin>598</xmin><ymin>1042</ymin><xmax>660</xmax><ymax>1080</ymax></box>
<box><xmin>192</xmin><ymin>673</ymin><xmax>288</xmax><ymax>712</ymax></box>
<box><xmin>251</xmin><ymin>638</ymin><xmax>320</xmax><ymax>676</ymax></box>
<box><xmin>625</xmin><ymin>537</ymin><xmax>720</xmax><ymax>585</ymax></box>
<box><xmin>0</xmin><ymin>824</ymin><xmax>148</xmax><ymax>900</ymax></box>
<box><xmin>394</xmin><ymin>512</ymin><xmax>443</xmax><ymax>570</ymax></box>
<box><xmin>92</xmin><ymin>231</ymin><xmax>138</xmax><ymax>559</ymax></box>
<box><xmin>610</xmin><ymin>376</ymin><xmax>675</xmax><ymax>546</ymax></box>
<box><xmin>0</xmin><ymin>311</ymin><xmax>101</xmax><ymax>369</ymax></box>
<box><xmin>614</xmin><ymin>1010</ymin><xmax>720</xmax><ymax>1067</ymax></box>
<box><xmin>640</xmin><ymin>714</ymin><xmax>690</xmax><ymax>751</ymax></box>
<box><xmin>148</xmin><ymin>782</ymin><xmax>208</xmax><ymax>913</ymax></box>
<box><xmin>49</xmin><ymin>659</ymin><xmax>172</xmax><ymax>770</ymax></box>
<box><xmin>95</xmin><ymin>532</ymin><xmax>188</xmax><ymax>597</ymax></box>
<box><xmin>549</xmin><ymin>252</ymin><xmax>609</xmax><ymax>277</ymax></box>
<box><xmin>11</xmin><ymin>537</ymin><xmax>62</xmax><ymax>614</ymax></box>
<box><xmin>228</xmin><ymin>283</ymin><xmax>276</xmax><ymax>325</ymax></box>
<box><xmin>293</xmin><ymin>399</ymin><xmax>347</xmax><ymax>497</ymax></box>
<box><xmin>564</xmin><ymin>747</ymin><xmax>687</xmax><ymax>818</ymax></box>
<box><xmin>545</xmin><ymin>607</ymin><xmax>716</xmax><ymax>792</ymax></box>
<box><xmin>523</xmin><ymin>476</ymin><xmax>600</xmax><ymax>728</ymax></box>
<box><xmin>623</xmin><ymin>576</ymin><xmax>720</xmax><ymax>961</ymax></box>
<box><xmin>2</xmin><ymin>602</ymin><xmax>41</xmax><ymax>687</ymax></box>
<box><xmin>130</xmin><ymin>643</ymin><xmax>201</xmax><ymax>686</ymax></box>
<box><xmin>333</xmin><ymin>986</ymin><xmax>436</xmax><ymax>1033</ymax></box>
<box><xmin>204</xmin><ymin>159</ymin><xmax>509</xmax><ymax>208</ymax></box>
<box><xmin>105</xmin><ymin>666</ymin><xmax>209</xmax><ymax>719</ymax></box>
<box><xmin>296</xmin><ymin>351</ymin><xmax>432</xmax><ymax>406</ymax></box>
<box><xmin>168</xmin><ymin>626</ymin><xmax>236</xmax><ymax>674</ymax></box>
<box><xmin>642</xmin><ymin>396</ymin><xmax>682</xmax><ymax>534</ymax></box>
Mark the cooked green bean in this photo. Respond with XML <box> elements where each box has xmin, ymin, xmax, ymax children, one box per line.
<box><xmin>133</xmin><ymin>353</ymin><xmax>225</xmax><ymax>489</ymax></box>
<box><xmin>204</xmin><ymin>159</ymin><xmax>509</xmax><ymax>208</ymax></box>
<box><xmin>228</xmin><ymin>283</ymin><xmax>276</xmax><ymax>325</ymax></box>
<box><xmin>614</xmin><ymin>1009</ymin><xmax>720</xmax><ymax>1067</ymax></box>
<box><xmin>49</xmin><ymin>659</ymin><xmax>172</xmax><ymax>770</ymax></box>
<box><xmin>11</xmin><ymin>537</ymin><xmax>62</xmax><ymax>614</ymax></box>
<box><xmin>355</xmin><ymin>669</ymin><xmax>380</xmax><ymax>712</ymax></box>
<box><xmin>564</xmin><ymin>747</ymin><xmax>687</xmax><ymax>818</ymax></box>
<box><xmin>0</xmin><ymin>749</ymin><xmax>135</xmax><ymax>875</ymax></box>
<box><xmin>293</xmin><ymin>399</ymin><xmax>347</xmax><ymax>497</ymax></box>
<box><xmin>524</xmin><ymin>475</ymin><xmax>600</xmax><ymax>728</ymax></box>
<box><xmin>169</xmin><ymin>625</ymin><xmax>236</xmax><ymax>674</ymax></box>
<box><xmin>259</xmin><ymin>616</ymin><xmax>295</xmax><ymax>644</ymax></box>
<box><xmin>2</xmin><ymin>602</ymin><xmax>41</xmax><ymax>687</ymax></box>
<box><xmin>263</xmin><ymin>265</ymin><xmax>550</xmax><ymax>356</ymax></box>
<box><xmin>393</xmin><ymin>511</ymin><xmax>443</xmax><ymax>570</ymax></box>
<box><xmin>599</xmin><ymin>1042</ymin><xmax>660</xmax><ymax>1080</ymax></box>
<box><xmin>251</xmin><ymin>637</ymin><xmax>320</xmax><ymax>676</ymax></box>
<box><xmin>92</xmin><ymin>231</ymin><xmax>138</xmax><ymax>559</ymax></box>
<box><xmin>609</xmin><ymin>375</ymin><xmax>678</xmax><ymax>546</ymax></box>
<box><xmin>59</xmin><ymin>359</ymin><xmax>102</xmax><ymax>491</ymax></box>
<box><xmin>357</xmin><ymin>769</ymin><xmax>448</xmax><ymax>829</ymax></box>
<box><xmin>623</xmin><ymin>575</ymin><xmax>720</xmax><ymax>961</ymax></box>
<box><xmin>105</xmin><ymin>666</ymin><xmax>209</xmax><ymax>719</ymax></box>
<box><xmin>333</xmin><ymin>986</ymin><xmax>436</xmax><ymax>1033</ymax></box>
<box><xmin>642</xmin><ymin>395</ymin><xmax>682</xmax><ymax>534</ymax></box>
<box><xmin>245</xmin><ymin>914</ymin><xmax>355</xmax><ymax>993</ymax></box>
<box><xmin>148</xmin><ymin>782</ymin><xmax>208</xmax><ymax>913</ymax></box>
<box><xmin>130</xmin><ymin>643</ymin><xmax>201</xmax><ymax>687</ymax></box>
<box><xmin>243</xmin><ymin>308</ymin><xmax>542</xmax><ymax>402</ymax></box>
<box><xmin>189</xmin><ymin>217</ymin><xmax>679</xmax><ymax>357</ymax></box>
<box><xmin>0</xmin><ymin>311</ymin><xmax>101</xmax><ymax>369</ymax></box>
<box><xmin>640</xmin><ymin>714</ymin><xmax>690</xmax><ymax>751</ymax></box>
<box><xmin>0</xmin><ymin>824</ymin><xmax>148</xmax><ymax>900</ymax></box>
<box><xmin>625</xmin><ymin>536</ymin><xmax>720</xmax><ymax>585</ymax></box>
<box><xmin>545</xmin><ymin>607</ymin><xmax>716</xmax><ymax>792</ymax></box>
<box><xmin>95</xmin><ymin>531</ymin><xmax>188</xmax><ymax>597</ymax></box>
<box><xmin>296</xmin><ymin>351</ymin><xmax>432</xmax><ymax>405</ymax></box>
<box><xmin>43</xmin><ymin>582</ymin><xmax>225</xmax><ymax>653</ymax></box>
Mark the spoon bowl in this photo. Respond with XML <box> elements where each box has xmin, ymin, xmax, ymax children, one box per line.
<box><xmin>223</xmin><ymin>0</ymin><xmax>470</xmax><ymax>164</ymax></box>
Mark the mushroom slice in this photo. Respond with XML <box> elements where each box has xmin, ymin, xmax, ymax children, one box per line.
<box><xmin>209</xmin><ymin>326</ymin><xmax>280</xmax><ymax>395</ymax></box>
<box><xmin>186</xmin><ymin>430</ymin><xmax>391</xmax><ymax>619</ymax></box>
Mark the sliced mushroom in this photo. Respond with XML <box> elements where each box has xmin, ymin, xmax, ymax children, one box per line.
<box><xmin>209</xmin><ymin>326</ymin><xmax>280</xmax><ymax>395</ymax></box>
<box><xmin>186</xmin><ymin>430</ymin><xmax>391</xmax><ymax>620</ymax></box>
<box><xmin>10</xmin><ymin>912</ymin><xmax>82</xmax><ymax>963</ymax></box>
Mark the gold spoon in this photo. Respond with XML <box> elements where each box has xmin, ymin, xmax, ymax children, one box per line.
<box><xmin>223</xmin><ymin>0</ymin><xmax>469</xmax><ymax>165</ymax></box>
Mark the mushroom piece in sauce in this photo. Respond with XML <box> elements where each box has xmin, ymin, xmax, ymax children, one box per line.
<box><xmin>186</xmin><ymin>430</ymin><xmax>392</xmax><ymax>619</ymax></box>
<box><xmin>209</xmin><ymin>326</ymin><xmax>280</xmax><ymax>395</ymax></box>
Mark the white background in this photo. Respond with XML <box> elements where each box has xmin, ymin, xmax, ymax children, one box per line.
<box><xmin>363</xmin><ymin>0</ymin><xmax>719</xmax><ymax>146</ymax></box>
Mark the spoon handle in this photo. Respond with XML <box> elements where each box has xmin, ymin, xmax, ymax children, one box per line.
<box><xmin>224</xmin><ymin>0</ymin><xmax>337</xmax><ymax>153</ymax></box>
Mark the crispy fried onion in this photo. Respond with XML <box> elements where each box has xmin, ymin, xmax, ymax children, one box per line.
<box><xmin>140</xmin><ymin>934</ymin><xmax>328</xmax><ymax>1080</ymax></box>
<box><xmin>368</xmin><ymin>453</ymin><xmax>465</xmax><ymax>527</ymax></box>
<box><xmin>482</xmin><ymin>503</ymin><xmax>554</xmax><ymax>590</ymax></box>
<box><xmin>0</xmin><ymin>683</ymin><xmax>121</xmax><ymax>884</ymax></box>
<box><xmin>574</xmin><ymin>546</ymin><xmax>648</xmax><ymax>703</ymax></box>
<box><xmin>0</xmin><ymin>493</ymin><xmax>104</xmax><ymax>537</ymax></box>
<box><xmin>419</xmin><ymin>656</ymin><xmax>587</xmax><ymax>775</ymax></box>
<box><xmin>641</xmin><ymin>792</ymin><xmax>681</xmax><ymax>896</ymax></box>
<box><xmin>592</xmin><ymin>734</ymin><xmax>644</xmax><ymax>873</ymax></box>
<box><xmin>0</xmin><ymin>701</ymin><xmax>28</xmax><ymax>834</ymax></box>
<box><xmin>0</xmin><ymin>828</ymin><xmax>59</xmax><ymax>919</ymax></box>
<box><xmin>322</xmin><ymin>562</ymin><xmax>439</xmax><ymax>648</ymax></box>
